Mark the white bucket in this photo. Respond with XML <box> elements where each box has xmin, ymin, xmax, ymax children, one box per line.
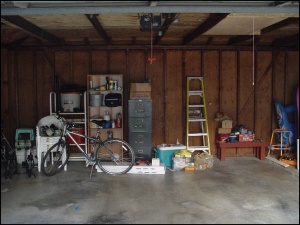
<box><xmin>61</xmin><ymin>92</ymin><xmax>81</xmax><ymax>112</ymax></box>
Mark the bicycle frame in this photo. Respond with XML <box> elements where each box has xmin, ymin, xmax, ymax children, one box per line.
<box><xmin>65</xmin><ymin>129</ymin><xmax>100</xmax><ymax>160</ymax></box>
<box><xmin>59</xmin><ymin>116</ymin><xmax>108</xmax><ymax>162</ymax></box>
<box><xmin>1</xmin><ymin>122</ymin><xmax>19</xmax><ymax>179</ymax></box>
<box><xmin>1</xmin><ymin>131</ymin><xmax>14</xmax><ymax>154</ymax></box>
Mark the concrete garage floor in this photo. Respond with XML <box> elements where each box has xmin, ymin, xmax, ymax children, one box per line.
<box><xmin>1</xmin><ymin>156</ymin><xmax>299</xmax><ymax>224</ymax></box>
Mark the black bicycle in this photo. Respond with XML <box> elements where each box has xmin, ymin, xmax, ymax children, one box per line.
<box><xmin>41</xmin><ymin>112</ymin><xmax>135</xmax><ymax>177</ymax></box>
<box><xmin>1</xmin><ymin>121</ymin><xmax>19</xmax><ymax>179</ymax></box>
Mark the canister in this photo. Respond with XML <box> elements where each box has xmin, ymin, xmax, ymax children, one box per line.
<box><xmin>109</xmin><ymin>80</ymin><xmax>114</xmax><ymax>90</ymax></box>
<box><xmin>113</xmin><ymin>80</ymin><xmax>118</xmax><ymax>90</ymax></box>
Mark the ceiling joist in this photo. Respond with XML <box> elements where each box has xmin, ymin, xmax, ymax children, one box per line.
<box><xmin>261</xmin><ymin>17</ymin><xmax>299</xmax><ymax>34</ymax></box>
<box><xmin>272</xmin><ymin>33</ymin><xmax>299</xmax><ymax>46</ymax></box>
<box><xmin>85</xmin><ymin>14</ymin><xmax>110</xmax><ymax>45</ymax></box>
<box><xmin>228</xmin><ymin>35</ymin><xmax>256</xmax><ymax>45</ymax></box>
<box><xmin>1</xmin><ymin>15</ymin><xmax>62</xmax><ymax>45</ymax></box>
<box><xmin>154</xmin><ymin>13</ymin><xmax>177</xmax><ymax>45</ymax></box>
<box><xmin>182</xmin><ymin>13</ymin><xmax>230</xmax><ymax>45</ymax></box>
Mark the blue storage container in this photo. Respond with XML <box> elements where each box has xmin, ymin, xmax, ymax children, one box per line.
<box><xmin>154</xmin><ymin>144</ymin><xmax>186</xmax><ymax>168</ymax></box>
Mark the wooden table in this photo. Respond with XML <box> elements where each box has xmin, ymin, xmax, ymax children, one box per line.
<box><xmin>216</xmin><ymin>141</ymin><xmax>269</xmax><ymax>161</ymax></box>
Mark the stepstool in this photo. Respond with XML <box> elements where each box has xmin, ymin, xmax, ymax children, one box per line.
<box><xmin>15</xmin><ymin>128</ymin><xmax>35</xmax><ymax>164</ymax></box>
<box><xmin>268</xmin><ymin>129</ymin><xmax>292</xmax><ymax>156</ymax></box>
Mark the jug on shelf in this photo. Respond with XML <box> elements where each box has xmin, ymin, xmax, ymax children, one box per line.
<box><xmin>116</xmin><ymin>113</ymin><xmax>122</xmax><ymax>128</ymax></box>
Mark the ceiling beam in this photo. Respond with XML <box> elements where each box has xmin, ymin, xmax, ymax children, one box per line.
<box><xmin>261</xmin><ymin>17</ymin><xmax>299</xmax><ymax>34</ymax></box>
<box><xmin>272</xmin><ymin>34</ymin><xmax>299</xmax><ymax>46</ymax></box>
<box><xmin>1</xmin><ymin>15</ymin><xmax>62</xmax><ymax>45</ymax></box>
<box><xmin>1</xmin><ymin>36</ymin><xmax>29</xmax><ymax>49</ymax></box>
<box><xmin>85</xmin><ymin>14</ymin><xmax>110</xmax><ymax>45</ymax></box>
<box><xmin>1</xmin><ymin>5</ymin><xmax>299</xmax><ymax>15</ymax></box>
<box><xmin>228</xmin><ymin>35</ymin><xmax>258</xmax><ymax>45</ymax></box>
<box><xmin>154</xmin><ymin>13</ymin><xmax>177</xmax><ymax>45</ymax></box>
<box><xmin>182</xmin><ymin>13</ymin><xmax>229</xmax><ymax>45</ymax></box>
<box><xmin>227</xmin><ymin>17</ymin><xmax>299</xmax><ymax>45</ymax></box>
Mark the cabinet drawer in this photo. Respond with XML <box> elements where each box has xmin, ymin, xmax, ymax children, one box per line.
<box><xmin>132</xmin><ymin>146</ymin><xmax>152</xmax><ymax>161</ymax></box>
<box><xmin>129</xmin><ymin>117</ymin><xmax>152</xmax><ymax>132</ymax></box>
<box><xmin>129</xmin><ymin>132</ymin><xmax>152</xmax><ymax>146</ymax></box>
<box><xmin>128</xmin><ymin>100</ymin><xmax>152</xmax><ymax>117</ymax></box>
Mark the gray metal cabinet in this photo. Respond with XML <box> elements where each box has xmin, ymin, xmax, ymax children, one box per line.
<box><xmin>128</xmin><ymin>99</ymin><xmax>152</xmax><ymax>161</ymax></box>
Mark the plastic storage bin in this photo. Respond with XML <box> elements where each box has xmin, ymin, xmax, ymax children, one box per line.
<box><xmin>155</xmin><ymin>144</ymin><xmax>186</xmax><ymax>168</ymax></box>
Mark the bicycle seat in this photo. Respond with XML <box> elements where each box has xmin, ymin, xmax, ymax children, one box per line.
<box><xmin>91</xmin><ymin>120</ymin><xmax>106</xmax><ymax>128</ymax></box>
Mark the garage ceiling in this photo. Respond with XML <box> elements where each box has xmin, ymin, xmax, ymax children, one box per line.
<box><xmin>1</xmin><ymin>1</ymin><xmax>299</xmax><ymax>49</ymax></box>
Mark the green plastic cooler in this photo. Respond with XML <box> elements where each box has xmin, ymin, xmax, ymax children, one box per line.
<box><xmin>155</xmin><ymin>144</ymin><xmax>186</xmax><ymax>168</ymax></box>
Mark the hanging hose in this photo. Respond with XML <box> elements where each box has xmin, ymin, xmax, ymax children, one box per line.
<box><xmin>54</xmin><ymin>74</ymin><xmax>61</xmax><ymax>113</ymax></box>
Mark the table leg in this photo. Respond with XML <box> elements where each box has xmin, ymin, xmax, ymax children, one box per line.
<box><xmin>220</xmin><ymin>146</ymin><xmax>225</xmax><ymax>161</ymax></box>
<box><xmin>255</xmin><ymin>147</ymin><xmax>259</xmax><ymax>158</ymax></box>
<box><xmin>260</xmin><ymin>146</ymin><xmax>266</xmax><ymax>160</ymax></box>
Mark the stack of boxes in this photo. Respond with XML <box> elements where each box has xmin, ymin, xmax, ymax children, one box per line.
<box><xmin>217</xmin><ymin>119</ymin><xmax>233</xmax><ymax>142</ymax></box>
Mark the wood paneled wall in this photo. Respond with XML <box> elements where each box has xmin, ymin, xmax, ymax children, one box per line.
<box><xmin>1</xmin><ymin>48</ymin><xmax>299</xmax><ymax>156</ymax></box>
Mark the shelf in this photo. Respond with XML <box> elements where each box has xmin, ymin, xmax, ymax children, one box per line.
<box><xmin>87</xmin><ymin>74</ymin><xmax>124</xmax><ymax>153</ymax></box>
<box><xmin>59</xmin><ymin>112</ymin><xmax>85</xmax><ymax>115</ymax></box>
<box><xmin>50</xmin><ymin>91</ymin><xmax>88</xmax><ymax>161</ymax></box>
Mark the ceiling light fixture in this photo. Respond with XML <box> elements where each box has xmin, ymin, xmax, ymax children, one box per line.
<box><xmin>173</xmin><ymin>18</ymin><xmax>180</xmax><ymax>23</ymax></box>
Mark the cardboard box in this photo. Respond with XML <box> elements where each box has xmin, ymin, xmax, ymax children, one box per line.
<box><xmin>151</xmin><ymin>158</ymin><xmax>160</xmax><ymax>166</ymax></box>
<box><xmin>130</xmin><ymin>83</ymin><xmax>151</xmax><ymax>100</ymax></box>
<box><xmin>238</xmin><ymin>134</ymin><xmax>255</xmax><ymax>142</ymax></box>
<box><xmin>96</xmin><ymin>164</ymin><xmax>166</xmax><ymax>174</ymax></box>
<box><xmin>218</xmin><ymin>128</ymin><xmax>232</xmax><ymax>134</ymax></box>
<box><xmin>221</xmin><ymin>120</ymin><xmax>233</xmax><ymax>128</ymax></box>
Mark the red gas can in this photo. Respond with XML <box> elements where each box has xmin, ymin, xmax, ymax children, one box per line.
<box><xmin>66</xmin><ymin>127</ymin><xmax>85</xmax><ymax>144</ymax></box>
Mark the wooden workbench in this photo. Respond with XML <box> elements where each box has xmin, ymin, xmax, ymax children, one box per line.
<box><xmin>216</xmin><ymin>141</ymin><xmax>269</xmax><ymax>161</ymax></box>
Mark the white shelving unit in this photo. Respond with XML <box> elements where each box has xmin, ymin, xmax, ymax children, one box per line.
<box><xmin>50</xmin><ymin>91</ymin><xmax>87</xmax><ymax>161</ymax></box>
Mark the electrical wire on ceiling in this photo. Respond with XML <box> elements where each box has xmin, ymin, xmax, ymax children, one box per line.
<box><xmin>252</xmin><ymin>18</ymin><xmax>255</xmax><ymax>86</ymax></box>
<box><xmin>148</xmin><ymin>14</ymin><xmax>156</xmax><ymax>64</ymax></box>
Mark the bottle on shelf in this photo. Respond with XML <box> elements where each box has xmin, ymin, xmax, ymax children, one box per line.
<box><xmin>106</xmin><ymin>77</ymin><xmax>110</xmax><ymax>90</ymax></box>
<box><xmin>104</xmin><ymin>111</ymin><xmax>110</xmax><ymax>121</ymax></box>
<box><xmin>116</xmin><ymin>113</ymin><xmax>122</xmax><ymax>128</ymax></box>
<box><xmin>109</xmin><ymin>79</ymin><xmax>114</xmax><ymax>90</ymax></box>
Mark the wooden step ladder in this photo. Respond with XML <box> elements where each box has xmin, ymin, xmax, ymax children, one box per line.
<box><xmin>186</xmin><ymin>77</ymin><xmax>211</xmax><ymax>154</ymax></box>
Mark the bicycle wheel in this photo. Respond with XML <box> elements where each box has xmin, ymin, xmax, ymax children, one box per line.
<box><xmin>2</xmin><ymin>146</ymin><xmax>18</xmax><ymax>179</ymax></box>
<box><xmin>4</xmin><ymin>157</ymin><xmax>18</xmax><ymax>179</ymax></box>
<box><xmin>41</xmin><ymin>140</ymin><xmax>70</xmax><ymax>176</ymax></box>
<box><xmin>96</xmin><ymin>138</ymin><xmax>135</xmax><ymax>175</ymax></box>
